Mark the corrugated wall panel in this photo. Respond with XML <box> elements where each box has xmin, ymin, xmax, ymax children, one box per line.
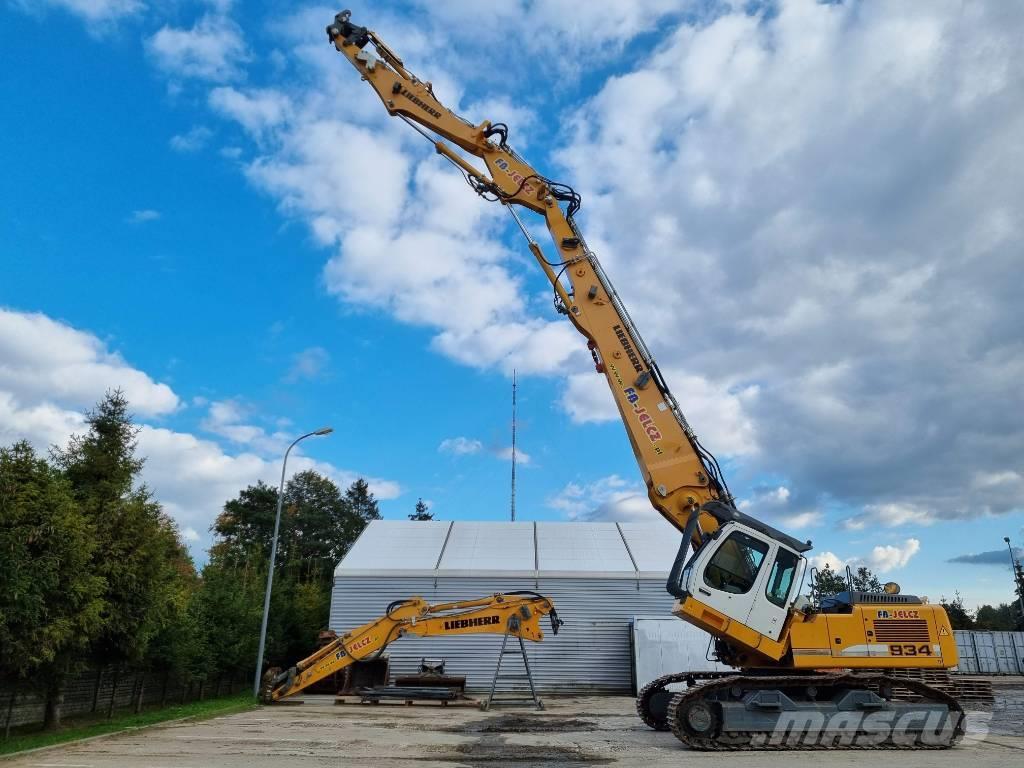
<box><xmin>330</xmin><ymin>576</ymin><xmax>677</xmax><ymax>693</ymax></box>
<box><xmin>953</xmin><ymin>630</ymin><xmax>977</xmax><ymax>674</ymax></box>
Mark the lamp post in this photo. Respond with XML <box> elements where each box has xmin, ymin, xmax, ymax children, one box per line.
<box><xmin>1005</xmin><ymin>537</ymin><xmax>1024</xmax><ymax>629</ymax></box>
<box><xmin>253</xmin><ymin>427</ymin><xmax>333</xmax><ymax>697</ymax></box>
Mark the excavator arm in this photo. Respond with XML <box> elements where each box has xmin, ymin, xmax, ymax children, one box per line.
<box><xmin>326</xmin><ymin>11</ymin><xmax>730</xmax><ymax>550</ymax></box>
<box><xmin>260</xmin><ymin>592</ymin><xmax>560</xmax><ymax>702</ymax></box>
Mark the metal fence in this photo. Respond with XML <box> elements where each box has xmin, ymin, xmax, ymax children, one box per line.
<box><xmin>2</xmin><ymin>667</ymin><xmax>247</xmax><ymax>736</ymax></box>
<box><xmin>954</xmin><ymin>630</ymin><xmax>1024</xmax><ymax>675</ymax></box>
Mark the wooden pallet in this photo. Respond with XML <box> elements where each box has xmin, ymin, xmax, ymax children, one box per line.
<box><xmin>334</xmin><ymin>695</ymin><xmax>480</xmax><ymax>708</ymax></box>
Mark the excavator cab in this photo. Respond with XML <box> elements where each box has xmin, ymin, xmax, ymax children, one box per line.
<box><xmin>666</xmin><ymin>502</ymin><xmax>810</xmax><ymax>647</ymax></box>
<box><xmin>675</xmin><ymin>521</ymin><xmax>807</xmax><ymax>642</ymax></box>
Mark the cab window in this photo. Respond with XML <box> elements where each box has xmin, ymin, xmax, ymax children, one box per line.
<box><xmin>703</xmin><ymin>531</ymin><xmax>769</xmax><ymax>595</ymax></box>
<box><xmin>765</xmin><ymin>549</ymin><xmax>800</xmax><ymax>607</ymax></box>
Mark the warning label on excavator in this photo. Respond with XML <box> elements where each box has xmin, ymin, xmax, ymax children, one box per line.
<box><xmin>939</xmin><ymin>626</ymin><xmax>949</xmax><ymax>636</ymax></box>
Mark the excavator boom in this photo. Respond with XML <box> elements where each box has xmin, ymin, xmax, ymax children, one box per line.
<box><xmin>260</xmin><ymin>592</ymin><xmax>560</xmax><ymax>703</ymax></box>
<box><xmin>326</xmin><ymin>11</ymin><xmax>728</xmax><ymax>549</ymax></box>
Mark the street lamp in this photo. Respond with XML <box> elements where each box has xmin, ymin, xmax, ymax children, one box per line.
<box><xmin>253</xmin><ymin>427</ymin><xmax>334</xmax><ymax>697</ymax></box>
<box><xmin>1005</xmin><ymin>537</ymin><xmax>1024</xmax><ymax>628</ymax></box>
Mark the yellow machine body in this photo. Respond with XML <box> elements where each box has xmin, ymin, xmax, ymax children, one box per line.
<box><xmin>261</xmin><ymin>592</ymin><xmax>559</xmax><ymax>702</ymax></box>
<box><xmin>675</xmin><ymin>595</ymin><xmax>958</xmax><ymax>669</ymax></box>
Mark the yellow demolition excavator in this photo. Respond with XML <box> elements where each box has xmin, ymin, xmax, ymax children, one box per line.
<box><xmin>323</xmin><ymin>10</ymin><xmax>967</xmax><ymax>749</ymax></box>
<box><xmin>259</xmin><ymin>592</ymin><xmax>561</xmax><ymax>703</ymax></box>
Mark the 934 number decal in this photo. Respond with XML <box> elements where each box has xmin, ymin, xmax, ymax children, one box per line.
<box><xmin>889</xmin><ymin>644</ymin><xmax>932</xmax><ymax>656</ymax></box>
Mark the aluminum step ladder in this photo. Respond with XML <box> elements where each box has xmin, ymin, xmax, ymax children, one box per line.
<box><xmin>481</xmin><ymin>626</ymin><xmax>542</xmax><ymax>711</ymax></box>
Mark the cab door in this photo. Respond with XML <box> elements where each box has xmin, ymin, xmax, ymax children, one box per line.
<box><xmin>745</xmin><ymin>546</ymin><xmax>803</xmax><ymax>641</ymax></box>
<box><xmin>690</xmin><ymin>527</ymin><xmax>771</xmax><ymax>630</ymax></box>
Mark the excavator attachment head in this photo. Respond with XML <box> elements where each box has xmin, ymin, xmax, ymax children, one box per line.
<box><xmin>327</xmin><ymin>10</ymin><xmax>369</xmax><ymax>48</ymax></box>
<box><xmin>549</xmin><ymin>607</ymin><xmax>564</xmax><ymax>635</ymax></box>
<box><xmin>258</xmin><ymin>667</ymin><xmax>281</xmax><ymax>704</ymax></box>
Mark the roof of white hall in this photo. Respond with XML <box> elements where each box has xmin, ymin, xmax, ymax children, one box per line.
<box><xmin>334</xmin><ymin>520</ymin><xmax>683</xmax><ymax>579</ymax></box>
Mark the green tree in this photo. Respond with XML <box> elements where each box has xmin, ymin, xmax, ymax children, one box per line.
<box><xmin>0</xmin><ymin>442</ymin><xmax>105</xmax><ymax>728</ymax></box>
<box><xmin>408</xmin><ymin>498</ymin><xmax>434</xmax><ymax>521</ymax></box>
<box><xmin>345</xmin><ymin>478</ymin><xmax>381</xmax><ymax>524</ymax></box>
<box><xmin>939</xmin><ymin>592</ymin><xmax>974</xmax><ymax>630</ymax></box>
<box><xmin>205</xmin><ymin>475</ymin><xmax>377</xmax><ymax>670</ymax></box>
<box><xmin>213</xmin><ymin>474</ymin><xmax>374</xmax><ymax>577</ymax></box>
<box><xmin>975</xmin><ymin>603</ymin><xmax>1016</xmax><ymax>630</ymax></box>
<box><xmin>851</xmin><ymin>566</ymin><xmax>883</xmax><ymax>593</ymax></box>
<box><xmin>52</xmin><ymin>391</ymin><xmax>196</xmax><ymax>721</ymax></box>
<box><xmin>191</xmin><ymin>559</ymin><xmax>264</xmax><ymax>674</ymax></box>
<box><xmin>812</xmin><ymin>563</ymin><xmax>849</xmax><ymax>598</ymax></box>
<box><xmin>210</xmin><ymin>481</ymin><xmax>279</xmax><ymax>568</ymax></box>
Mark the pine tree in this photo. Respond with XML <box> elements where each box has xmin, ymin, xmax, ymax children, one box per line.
<box><xmin>939</xmin><ymin>592</ymin><xmax>974</xmax><ymax>630</ymax></box>
<box><xmin>345</xmin><ymin>478</ymin><xmax>381</xmax><ymax>523</ymax></box>
<box><xmin>408</xmin><ymin>498</ymin><xmax>434</xmax><ymax>521</ymax></box>
<box><xmin>0</xmin><ymin>442</ymin><xmax>105</xmax><ymax>728</ymax></box>
<box><xmin>51</xmin><ymin>391</ymin><xmax>194</xmax><ymax>724</ymax></box>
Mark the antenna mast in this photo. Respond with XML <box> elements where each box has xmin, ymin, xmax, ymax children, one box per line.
<box><xmin>510</xmin><ymin>369</ymin><xmax>517</xmax><ymax>522</ymax></box>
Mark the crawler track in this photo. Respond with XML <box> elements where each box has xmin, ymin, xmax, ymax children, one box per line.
<box><xmin>639</xmin><ymin>671</ymin><xmax>965</xmax><ymax>750</ymax></box>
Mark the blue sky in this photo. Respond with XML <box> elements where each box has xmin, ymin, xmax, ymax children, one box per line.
<box><xmin>1</xmin><ymin>0</ymin><xmax>1022</xmax><ymax>609</ymax></box>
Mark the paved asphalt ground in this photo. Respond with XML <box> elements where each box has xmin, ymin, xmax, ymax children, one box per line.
<box><xmin>4</xmin><ymin>684</ymin><xmax>1022</xmax><ymax>768</ymax></box>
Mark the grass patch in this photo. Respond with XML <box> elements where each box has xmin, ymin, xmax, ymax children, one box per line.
<box><xmin>0</xmin><ymin>693</ymin><xmax>255</xmax><ymax>757</ymax></box>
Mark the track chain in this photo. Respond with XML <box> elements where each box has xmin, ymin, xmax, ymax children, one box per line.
<box><xmin>636</xmin><ymin>671</ymin><xmax>738</xmax><ymax>730</ymax></box>
<box><xmin>664</xmin><ymin>672</ymin><xmax>965</xmax><ymax>750</ymax></box>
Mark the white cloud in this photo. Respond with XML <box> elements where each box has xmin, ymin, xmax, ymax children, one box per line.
<box><xmin>0</xmin><ymin>309</ymin><xmax>400</xmax><ymax>558</ymax></box>
<box><xmin>19</xmin><ymin>0</ymin><xmax>142</xmax><ymax>25</ymax></box>
<box><xmin>407</xmin><ymin>0</ymin><xmax>681</xmax><ymax>70</ymax></box>
<box><xmin>196</xmin><ymin>16</ymin><xmax>590</xmax><ymax>380</ymax></box>
<box><xmin>562</xmin><ymin>369</ymin><xmax>758</xmax><ymax>456</ymax></box>
<box><xmin>147</xmin><ymin>13</ymin><xmax>248</xmax><ymax>82</ymax></box>
<box><xmin>869</xmin><ymin>539</ymin><xmax>922</xmax><ymax>574</ymax></box>
<box><xmin>0</xmin><ymin>308</ymin><xmax>179</xmax><ymax>416</ymax></box>
<box><xmin>209</xmin><ymin>87</ymin><xmax>292</xmax><ymax>138</ymax></box>
<box><xmin>809</xmin><ymin>550</ymin><xmax>847</xmax><ymax>574</ymax></box>
<box><xmin>201</xmin><ymin>399</ymin><xmax>272</xmax><ymax>448</ymax></box>
<box><xmin>780</xmin><ymin>511</ymin><xmax>823</xmax><ymax>530</ymax></box>
<box><xmin>0</xmin><ymin>392</ymin><xmax>86</xmax><ymax>448</ymax></box>
<box><xmin>138</xmin><ymin>424</ymin><xmax>401</xmax><ymax>550</ymax></box>
<box><xmin>556</xmin><ymin>1</ymin><xmax>1024</xmax><ymax>523</ymax></box>
<box><xmin>737</xmin><ymin>485</ymin><xmax>821</xmax><ymax>531</ymax></box>
<box><xmin>548</xmin><ymin>474</ymin><xmax>653</xmax><ymax>522</ymax></box>
<box><xmin>494</xmin><ymin>445</ymin><xmax>530</xmax><ymax>465</ymax></box>
<box><xmin>810</xmin><ymin>538</ymin><xmax>921</xmax><ymax>576</ymax></box>
<box><xmin>438</xmin><ymin>437</ymin><xmax>530</xmax><ymax>465</ymax></box>
<box><xmin>439</xmin><ymin>437</ymin><xmax>483</xmax><ymax>456</ymax></box>
<box><xmin>170</xmin><ymin>126</ymin><xmax>214</xmax><ymax>153</ymax></box>
<box><xmin>127</xmin><ymin>209</ymin><xmax>160</xmax><ymax>224</ymax></box>
<box><xmin>17</xmin><ymin>409</ymin><xmax>401</xmax><ymax>556</ymax></box>
<box><xmin>286</xmin><ymin>346</ymin><xmax>329</xmax><ymax>381</ymax></box>
<box><xmin>841</xmin><ymin>503</ymin><xmax>936</xmax><ymax>531</ymax></box>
